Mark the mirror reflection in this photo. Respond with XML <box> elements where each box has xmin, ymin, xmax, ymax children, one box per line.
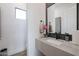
<box><xmin>47</xmin><ymin>3</ymin><xmax>76</xmax><ymax>41</ymax></box>
<box><xmin>47</xmin><ymin>3</ymin><xmax>76</xmax><ymax>34</ymax></box>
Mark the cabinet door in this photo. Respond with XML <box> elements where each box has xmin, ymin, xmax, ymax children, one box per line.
<box><xmin>36</xmin><ymin>39</ymin><xmax>73</xmax><ymax>56</ymax></box>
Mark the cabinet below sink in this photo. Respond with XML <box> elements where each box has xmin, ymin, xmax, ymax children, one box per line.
<box><xmin>35</xmin><ymin>38</ymin><xmax>73</xmax><ymax>56</ymax></box>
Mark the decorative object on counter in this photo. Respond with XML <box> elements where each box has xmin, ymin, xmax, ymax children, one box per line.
<box><xmin>40</xmin><ymin>20</ymin><xmax>44</xmax><ymax>33</ymax></box>
<box><xmin>55</xmin><ymin>32</ymin><xmax>61</xmax><ymax>39</ymax></box>
<box><xmin>64</xmin><ymin>33</ymin><xmax>72</xmax><ymax>41</ymax></box>
<box><xmin>48</xmin><ymin>32</ymin><xmax>72</xmax><ymax>41</ymax></box>
<box><xmin>65</xmin><ymin>33</ymin><xmax>69</xmax><ymax>41</ymax></box>
<box><xmin>49</xmin><ymin>22</ymin><xmax>52</xmax><ymax>33</ymax></box>
<box><xmin>43</xmin><ymin>24</ymin><xmax>48</xmax><ymax>37</ymax></box>
<box><xmin>40</xmin><ymin>20</ymin><xmax>48</xmax><ymax>38</ymax></box>
<box><xmin>40</xmin><ymin>20</ymin><xmax>44</xmax><ymax>38</ymax></box>
<box><xmin>48</xmin><ymin>33</ymin><xmax>56</xmax><ymax>38</ymax></box>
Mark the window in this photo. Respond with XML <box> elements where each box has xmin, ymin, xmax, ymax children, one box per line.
<box><xmin>16</xmin><ymin>8</ymin><xmax>26</xmax><ymax>20</ymax></box>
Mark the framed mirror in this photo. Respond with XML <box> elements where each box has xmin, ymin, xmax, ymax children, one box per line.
<box><xmin>46</xmin><ymin>3</ymin><xmax>77</xmax><ymax>41</ymax></box>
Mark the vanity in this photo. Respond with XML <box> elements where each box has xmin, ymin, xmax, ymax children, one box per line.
<box><xmin>36</xmin><ymin>37</ymin><xmax>79</xmax><ymax>56</ymax></box>
<box><xmin>36</xmin><ymin>3</ymin><xmax>79</xmax><ymax>56</ymax></box>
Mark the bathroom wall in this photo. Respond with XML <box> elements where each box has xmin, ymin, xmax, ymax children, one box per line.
<box><xmin>27</xmin><ymin>3</ymin><xmax>46</xmax><ymax>56</ymax></box>
<box><xmin>48</xmin><ymin>3</ymin><xmax>77</xmax><ymax>34</ymax></box>
<box><xmin>0</xmin><ymin>3</ymin><xmax>27</xmax><ymax>55</ymax></box>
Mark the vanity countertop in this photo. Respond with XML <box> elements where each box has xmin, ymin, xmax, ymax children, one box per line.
<box><xmin>37</xmin><ymin>37</ymin><xmax>79</xmax><ymax>56</ymax></box>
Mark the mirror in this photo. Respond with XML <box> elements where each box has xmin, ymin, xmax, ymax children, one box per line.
<box><xmin>47</xmin><ymin>3</ymin><xmax>77</xmax><ymax>35</ymax></box>
<box><xmin>55</xmin><ymin>17</ymin><xmax>61</xmax><ymax>33</ymax></box>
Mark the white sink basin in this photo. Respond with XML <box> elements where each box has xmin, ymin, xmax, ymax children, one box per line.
<box><xmin>46</xmin><ymin>39</ymin><xmax>62</xmax><ymax>45</ymax></box>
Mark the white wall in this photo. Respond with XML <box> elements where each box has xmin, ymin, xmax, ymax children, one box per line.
<box><xmin>27</xmin><ymin>3</ymin><xmax>46</xmax><ymax>56</ymax></box>
<box><xmin>48</xmin><ymin>3</ymin><xmax>77</xmax><ymax>34</ymax></box>
<box><xmin>0</xmin><ymin>3</ymin><xmax>27</xmax><ymax>55</ymax></box>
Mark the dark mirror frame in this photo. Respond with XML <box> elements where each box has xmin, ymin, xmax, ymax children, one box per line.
<box><xmin>77</xmin><ymin>3</ymin><xmax>79</xmax><ymax>30</ymax></box>
<box><xmin>46</xmin><ymin>3</ymin><xmax>55</xmax><ymax>35</ymax></box>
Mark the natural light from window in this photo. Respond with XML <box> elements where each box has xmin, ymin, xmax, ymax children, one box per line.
<box><xmin>16</xmin><ymin>9</ymin><xmax>26</xmax><ymax>20</ymax></box>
